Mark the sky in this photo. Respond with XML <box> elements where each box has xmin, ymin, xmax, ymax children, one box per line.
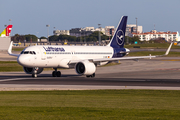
<box><xmin>1</xmin><ymin>0</ymin><xmax>180</xmax><ymax>37</ymax></box>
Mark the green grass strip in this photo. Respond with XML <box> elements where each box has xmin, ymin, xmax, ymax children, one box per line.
<box><xmin>0</xmin><ymin>90</ymin><xmax>180</xmax><ymax>119</ymax></box>
<box><xmin>0</xmin><ymin>61</ymin><xmax>23</xmax><ymax>72</ymax></box>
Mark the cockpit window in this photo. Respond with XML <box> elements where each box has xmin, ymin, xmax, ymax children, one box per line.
<box><xmin>24</xmin><ymin>51</ymin><xmax>29</xmax><ymax>54</ymax></box>
<box><xmin>20</xmin><ymin>51</ymin><xmax>24</xmax><ymax>54</ymax></box>
<box><xmin>21</xmin><ymin>51</ymin><xmax>36</xmax><ymax>55</ymax></box>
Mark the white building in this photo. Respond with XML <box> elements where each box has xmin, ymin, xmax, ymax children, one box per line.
<box><xmin>105</xmin><ymin>26</ymin><xmax>115</xmax><ymax>36</ymax></box>
<box><xmin>94</xmin><ymin>27</ymin><xmax>105</xmax><ymax>35</ymax></box>
<box><xmin>133</xmin><ymin>30</ymin><xmax>178</xmax><ymax>42</ymax></box>
<box><xmin>53</xmin><ymin>24</ymin><xmax>143</xmax><ymax>37</ymax></box>
<box><xmin>53</xmin><ymin>30</ymin><xmax>70</xmax><ymax>36</ymax></box>
<box><xmin>83</xmin><ymin>27</ymin><xmax>95</xmax><ymax>31</ymax></box>
<box><xmin>126</xmin><ymin>24</ymin><xmax>143</xmax><ymax>33</ymax></box>
<box><xmin>0</xmin><ymin>37</ymin><xmax>11</xmax><ymax>50</ymax></box>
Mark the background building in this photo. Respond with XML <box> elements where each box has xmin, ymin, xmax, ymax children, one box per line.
<box><xmin>53</xmin><ymin>24</ymin><xmax>143</xmax><ymax>38</ymax></box>
<box><xmin>69</xmin><ymin>28</ymin><xmax>93</xmax><ymax>37</ymax></box>
<box><xmin>133</xmin><ymin>30</ymin><xmax>178</xmax><ymax>42</ymax></box>
<box><xmin>83</xmin><ymin>27</ymin><xmax>95</xmax><ymax>31</ymax></box>
<box><xmin>105</xmin><ymin>26</ymin><xmax>115</xmax><ymax>36</ymax></box>
<box><xmin>53</xmin><ymin>30</ymin><xmax>70</xmax><ymax>36</ymax></box>
<box><xmin>0</xmin><ymin>37</ymin><xmax>11</xmax><ymax>50</ymax></box>
<box><xmin>126</xmin><ymin>24</ymin><xmax>143</xmax><ymax>37</ymax></box>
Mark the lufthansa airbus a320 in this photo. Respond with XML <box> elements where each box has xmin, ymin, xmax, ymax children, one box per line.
<box><xmin>8</xmin><ymin>16</ymin><xmax>173</xmax><ymax>77</ymax></box>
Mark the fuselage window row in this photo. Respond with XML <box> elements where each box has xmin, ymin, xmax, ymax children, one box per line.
<box><xmin>46</xmin><ymin>52</ymin><xmax>71</xmax><ymax>54</ymax></box>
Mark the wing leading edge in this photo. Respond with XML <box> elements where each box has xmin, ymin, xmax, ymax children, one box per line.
<box><xmin>69</xmin><ymin>42</ymin><xmax>173</xmax><ymax>64</ymax></box>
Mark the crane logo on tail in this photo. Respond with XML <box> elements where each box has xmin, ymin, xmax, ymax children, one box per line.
<box><xmin>116</xmin><ymin>30</ymin><xmax>124</xmax><ymax>45</ymax></box>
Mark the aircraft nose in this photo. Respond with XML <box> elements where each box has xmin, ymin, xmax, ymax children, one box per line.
<box><xmin>17</xmin><ymin>55</ymin><xmax>31</xmax><ymax>66</ymax></box>
<box><xmin>17</xmin><ymin>55</ymin><xmax>25</xmax><ymax>66</ymax></box>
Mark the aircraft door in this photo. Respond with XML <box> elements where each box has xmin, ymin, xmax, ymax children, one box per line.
<box><xmin>39</xmin><ymin>48</ymin><xmax>46</xmax><ymax>60</ymax></box>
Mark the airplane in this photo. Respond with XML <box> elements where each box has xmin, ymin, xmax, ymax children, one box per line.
<box><xmin>0</xmin><ymin>25</ymin><xmax>13</xmax><ymax>37</ymax></box>
<box><xmin>8</xmin><ymin>16</ymin><xmax>173</xmax><ymax>78</ymax></box>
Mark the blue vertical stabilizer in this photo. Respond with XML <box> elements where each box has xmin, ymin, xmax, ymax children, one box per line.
<box><xmin>108</xmin><ymin>16</ymin><xmax>128</xmax><ymax>48</ymax></box>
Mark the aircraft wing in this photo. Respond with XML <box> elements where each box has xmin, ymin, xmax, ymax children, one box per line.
<box><xmin>69</xmin><ymin>55</ymin><xmax>156</xmax><ymax>64</ymax></box>
<box><xmin>8</xmin><ymin>41</ymin><xmax>19</xmax><ymax>57</ymax></box>
<box><xmin>69</xmin><ymin>42</ymin><xmax>173</xmax><ymax>64</ymax></box>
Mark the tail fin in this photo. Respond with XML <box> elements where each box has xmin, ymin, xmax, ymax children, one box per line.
<box><xmin>107</xmin><ymin>16</ymin><xmax>127</xmax><ymax>48</ymax></box>
<box><xmin>0</xmin><ymin>25</ymin><xmax>13</xmax><ymax>37</ymax></box>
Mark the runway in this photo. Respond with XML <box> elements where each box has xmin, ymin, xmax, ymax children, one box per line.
<box><xmin>0</xmin><ymin>58</ymin><xmax>180</xmax><ymax>91</ymax></box>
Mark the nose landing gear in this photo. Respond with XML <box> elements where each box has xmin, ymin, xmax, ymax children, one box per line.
<box><xmin>32</xmin><ymin>67</ymin><xmax>38</xmax><ymax>78</ymax></box>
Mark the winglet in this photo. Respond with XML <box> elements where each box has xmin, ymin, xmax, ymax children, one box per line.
<box><xmin>155</xmin><ymin>42</ymin><xmax>173</xmax><ymax>57</ymax></box>
<box><xmin>8</xmin><ymin>41</ymin><xmax>19</xmax><ymax>57</ymax></box>
<box><xmin>164</xmin><ymin>42</ymin><xmax>173</xmax><ymax>56</ymax></box>
<box><xmin>8</xmin><ymin>41</ymin><xmax>13</xmax><ymax>55</ymax></box>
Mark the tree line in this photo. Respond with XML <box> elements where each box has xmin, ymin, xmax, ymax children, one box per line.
<box><xmin>11</xmin><ymin>34</ymin><xmax>40</xmax><ymax>42</ymax></box>
<box><xmin>49</xmin><ymin>31</ymin><xmax>110</xmax><ymax>42</ymax></box>
<box><xmin>11</xmin><ymin>32</ymin><xmax>144</xmax><ymax>44</ymax></box>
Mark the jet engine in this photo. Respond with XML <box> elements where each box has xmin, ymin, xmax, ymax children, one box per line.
<box><xmin>75</xmin><ymin>61</ymin><xmax>96</xmax><ymax>75</ymax></box>
<box><xmin>23</xmin><ymin>67</ymin><xmax>43</xmax><ymax>74</ymax></box>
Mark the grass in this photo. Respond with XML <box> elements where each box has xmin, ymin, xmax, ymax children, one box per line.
<box><xmin>12</xmin><ymin>47</ymin><xmax>25</xmax><ymax>51</ymax></box>
<box><xmin>0</xmin><ymin>61</ymin><xmax>23</xmax><ymax>72</ymax></box>
<box><xmin>0</xmin><ymin>61</ymin><xmax>53</xmax><ymax>72</ymax></box>
<box><xmin>0</xmin><ymin>90</ymin><xmax>180</xmax><ymax>119</ymax></box>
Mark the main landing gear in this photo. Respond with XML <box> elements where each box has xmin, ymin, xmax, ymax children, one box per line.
<box><xmin>86</xmin><ymin>73</ymin><xmax>95</xmax><ymax>78</ymax></box>
<box><xmin>52</xmin><ymin>68</ymin><xmax>61</xmax><ymax>77</ymax></box>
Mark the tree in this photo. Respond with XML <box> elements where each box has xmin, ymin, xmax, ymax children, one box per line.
<box><xmin>40</xmin><ymin>36</ymin><xmax>47</xmax><ymax>39</ymax></box>
<box><xmin>47</xmin><ymin>31</ymin><xmax>109</xmax><ymax>42</ymax></box>
<box><xmin>87</xmin><ymin>31</ymin><xmax>108</xmax><ymax>42</ymax></box>
<box><xmin>125</xmin><ymin>36</ymin><xmax>141</xmax><ymax>44</ymax></box>
<box><xmin>11</xmin><ymin>34</ymin><xmax>25</xmax><ymax>42</ymax></box>
<box><xmin>24</xmin><ymin>34</ymin><xmax>38</xmax><ymax>42</ymax></box>
<box><xmin>49</xmin><ymin>35</ymin><xmax>59</xmax><ymax>41</ymax></box>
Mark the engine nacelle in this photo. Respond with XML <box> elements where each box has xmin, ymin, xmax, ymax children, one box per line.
<box><xmin>23</xmin><ymin>67</ymin><xmax>43</xmax><ymax>74</ymax></box>
<box><xmin>75</xmin><ymin>61</ymin><xmax>96</xmax><ymax>75</ymax></box>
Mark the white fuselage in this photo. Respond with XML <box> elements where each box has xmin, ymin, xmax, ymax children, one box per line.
<box><xmin>17</xmin><ymin>45</ymin><xmax>115</xmax><ymax>68</ymax></box>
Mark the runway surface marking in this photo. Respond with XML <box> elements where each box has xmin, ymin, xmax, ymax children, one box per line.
<box><xmin>0</xmin><ymin>84</ymin><xmax>180</xmax><ymax>91</ymax></box>
<box><xmin>0</xmin><ymin>77</ymin><xmax>53</xmax><ymax>82</ymax></box>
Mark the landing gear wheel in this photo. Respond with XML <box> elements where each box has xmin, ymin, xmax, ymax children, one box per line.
<box><xmin>56</xmin><ymin>71</ymin><xmax>61</xmax><ymax>77</ymax></box>
<box><xmin>32</xmin><ymin>67</ymin><xmax>38</xmax><ymax>78</ymax></box>
<box><xmin>86</xmin><ymin>73</ymin><xmax>95</xmax><ymax>78</ymax></box>
<box><xmin>32</xmin><ymin>73</ymin><xmax>37</xmax><ymax>78</ymax></box>
<box><xmin>86</xmin><ymin>75</ymin><xmax>90</xmax><ymax>78</ymax></box>
<box><xmin>52</xmin><ymin>71</ymin><xmax>56</xmax><ymax>77</ymax></box>
<box><xmin>52</xmin><ymin>69</ymin><xmax>61</xmax><ymax>77</ymax></box>
<box><xmin>91</xmin><ymin>73</ymin><xmax>95</xmax><ymax>77</ymax></box>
